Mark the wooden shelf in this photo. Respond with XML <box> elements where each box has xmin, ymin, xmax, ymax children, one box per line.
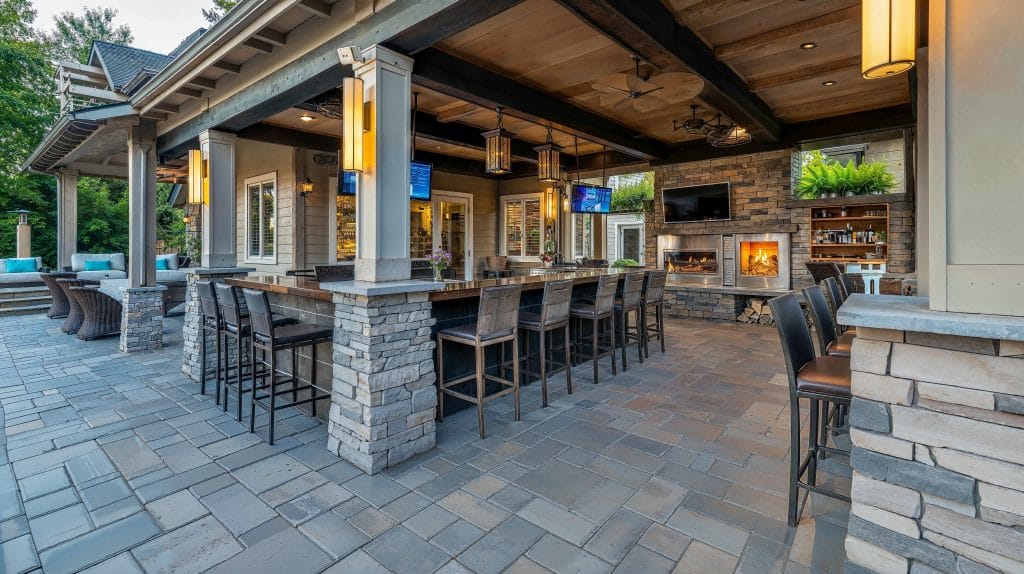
<box><xmin>808</xmin><ymin>202</ymin><xmax>889</xmax><ymax>270</ymax></box>
<box><xmin>812</xmin><ymin>243</ymin><xmax>888</xmax><ymax>248</ymax></box>
<box><xmin>811</xmin><ymin>216</ymin><xmax>888</xmax><ymax>222</ymax></box>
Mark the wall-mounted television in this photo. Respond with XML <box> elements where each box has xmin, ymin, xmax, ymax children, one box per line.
<box><xmin>338</xmin><ymin>171</ymin><xmax>357</xmax><ymax>196</ymax></box>
<box><xmin>570</xmin><ymin>184</ymin><xmax>612</xmax><ymax>214</ymax></box>
<box><xmin>410</xmin><ymin>162</ymin><xmax>432</xmax><ymax>201</ymax></box>
<box><xmin>662</xmin><ymin>183</ymin><xmax>730</xmax><ymax>223</ymax></box>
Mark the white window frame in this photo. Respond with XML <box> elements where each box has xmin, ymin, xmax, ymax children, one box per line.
<box><xmin>568</xmin><ymin>212</ymin><xmax>595</xmax><ymax>261</ymax></box>
<box><xmin>499</xmin><ymin>193</ymin><xmax>545</xmax><ymax>262</ymax></box>
<box><xmin>244</xmin><ymin>171</ymin><xmax>278</xmax><ymax>264</ymax></box>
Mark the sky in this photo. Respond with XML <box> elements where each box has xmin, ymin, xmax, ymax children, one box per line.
<box><xmin>33</xmin><ymin>0</ymin><xmax>211</xmax><ymax>55</ymax></box>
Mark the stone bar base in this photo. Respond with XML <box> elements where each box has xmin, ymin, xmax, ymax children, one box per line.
<box><xmin>839</xmin><ymin>295</ymin><xmax>1024</xmax><ymax>574</ymax></box>
<box><xmin>119</xmin><ymin>285</ymin><xmax>166</xmax><ymax>353</ymax></box>
<box><xmin>324</xmin><ymin>280</ymin><xmax>441</xmax><ymax>474</ymax></box>
<box><xmin>181</xmin><ymin>268</ymin><xmax>254</xmax><ymax>381</ymax></box>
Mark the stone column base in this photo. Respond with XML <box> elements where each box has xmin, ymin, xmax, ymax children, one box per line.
<box><xmin>181</xmin><ymin>268</ymin><xmax>255</xmax><ymax>381</ymax></box>
<box><xmin>119</xmin><ymin>285</ymin><xmax>166</xmax><ymax>353</ymax></box>
<box><xmin>325</xmin><ymin>280</ymin><xmax>442</xmax><ymax>474</ymax></box>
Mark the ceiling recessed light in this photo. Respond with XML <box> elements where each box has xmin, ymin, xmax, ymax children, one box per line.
<box><xmin>299</xmin><ymin>113</ymin><xmax>315</xmax><ymax>122</ymax></box>
<box><xmin>800</xmin><ymin>42</ymin><xmax>817</xmax><ymax>50</ymax></box>
<box><xmin>822</xmin><ymin>80</ymin><xmax>836</xmax><ymax>86</ymax></box>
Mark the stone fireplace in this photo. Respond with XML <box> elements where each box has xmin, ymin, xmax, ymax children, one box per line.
<box><xmin>657</xmin><ymin>232</ymin><xmax>791</xmax><ymax>290</ymax></box>
<box><xmin>734</xmin><ymin>233</ymin><xmax>790</xmax><ymax>290</ymax></box>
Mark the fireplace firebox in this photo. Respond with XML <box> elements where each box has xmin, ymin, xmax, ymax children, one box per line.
<box><xmin>657</xmin><ymin>232</ymin><xmax>791</xmax><ymax>289</ymax></box>
<box><xmin>658</xmin><ymin>235</ymin><xmax>722</xmax><ymax>286</ymax></box>
<box><xmin>734</xmin><ymin>233</ymin><xmax>790</xmax><ymax>289</ymax></box>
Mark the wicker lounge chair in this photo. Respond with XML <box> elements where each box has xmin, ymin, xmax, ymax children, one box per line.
<box><xmin>40</xmin><ymin>272</ymin><xmax>76</xmax><ymax>319</ymax></box>
<box><xmin>68</xmin><ymin>286</ymin><xmax>123</xmax><ymax>340</ymax></box>
<box><xmin>57</xmin><ymin>278</ymin><xmax>89</xmax><ymax>333</ymax></box>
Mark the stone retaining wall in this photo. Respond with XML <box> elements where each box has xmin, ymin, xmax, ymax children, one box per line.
<box><xmin>845</xmin><ymin>327</ymin><xmax>1024</xmax><ymax>574</ymax></box>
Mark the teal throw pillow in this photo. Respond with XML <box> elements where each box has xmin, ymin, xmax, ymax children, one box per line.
<box><xmin>5</xmin><ymin>258</ymin><xmax>37</xmax><ymax>273</ymax></box>
<box><xmin>83</xmin><ymin>259</ymin><xmax>112</xmax><ymax>271</ymax></box>
<box><xmin>156</xmin><ymin>258</ymin><xmax>170</xmax><ymax>270</ymax></box>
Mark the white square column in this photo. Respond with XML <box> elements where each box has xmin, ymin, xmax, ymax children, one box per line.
<box><xmin>353</xmin><ymin>46</ymin><xmax>414</xmax><ymax>283</ymax></box>
<box><xmin>56</xmin><ymin>169</ymin><xmax>78</xmax><ymax>270</ymax></box>
<box><xmin>199</xmin><ymin>130</ymin><xmax>238</xmax><ymax>268</ymax></box>
<box><xmin>127</xmin><ymin>121</ymin><xmax>158</xmax><ymax>287</ymax></box>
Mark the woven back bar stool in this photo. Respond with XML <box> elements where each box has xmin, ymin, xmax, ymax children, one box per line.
<box><xmin>614</xmin><ymin>272</ymin><xmax>646</xmax><ymax>371</ymax></box>
<box><xmin>196</xmin><ymin>281</ymin><xmax>223</xmax><ymax>404</ymax></box>
<box><xmin>242</xmin><ymin>289</ymin><xmax>333</xmax><ymax>445</ymax></box>
<box><xmin>57</xmin><ymin>278</ymin><xmax>88</xmax><ymax>333</ymax></box>
<box><xmin>768</xmin><ymin>292</ymin><xmax>852</xmax><ymax>526</ymax></box>
<box><xmin>437</xmin><ymin>284</ymin><xmax>522</xmax><ymax>438</ymax></box>
<box><xmin>640</xmin><ymin>271</ymin><xmax>667</xmax><ymax>358</ymax></box>
<box><xmin>803</xmin><ymin>286</ymin><xmax>854</xmax><ymax>358</ymax></box>
<box><xmin>569</xmin><ymin>274</ymin><xmax>618</xmax><ymax>384</ymax></box>
<box><xmin>518</xmin><ymin>279</ymin><xmax>574</xmax><ymax>407</ymax></box>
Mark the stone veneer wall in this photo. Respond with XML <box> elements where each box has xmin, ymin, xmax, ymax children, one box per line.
<box><xmin>845</xmin><ymin>328</ymin><xmax>1024</xmax><ymax>574</ymax></box>
<box><xmin>663</xmin><ymin>287</ymin><xmax>746</xmax><ymax>322</ymax></box>
<box><xmin>646</xmin><ymin>150</ymin><xmax>915</xmax><ymax>289</ymax></box>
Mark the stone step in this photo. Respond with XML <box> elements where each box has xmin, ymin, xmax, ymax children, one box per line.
<box><xmin>0</xmin><ymin>286</ymin><xmax>48</xmax><ymax>300</ymax></box>
<box><xmin>0</xmin><ymin>303</ymin><xmax>51</xmax><ymax>317</ymax></box>
<box><xmin>0</xmin><ymin>295</ymin><xmax>52</xmax><ymax>310</ymax></box>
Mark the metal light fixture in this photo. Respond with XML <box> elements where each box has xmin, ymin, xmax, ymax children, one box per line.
<box><xmin>482</xmin><ymin>107</ymin><xmax>514</xmax><ymax>175</ymax></box>
<box><xmin>674</xmin><ymin>104</ymin><xmax>708</xmax><ymax>134</ymax></box>
<box><xmin>299</xmin><ymin>112</ymin><xmax>315</xmax><ymax>122</ymax></box>
<box><xmin>800</xmin><ymin>42</ymin><xmax>817</xmax><ymax>50</ymax></box>
<box><xmin>535</xmin><ymin>127</ymin><xmax>562</xmax><ymax>183</ymax></box>
<box><xmin>706</xmin><ymin>115</ymin><xmax>752</xmax><ymax>148</ymax></box>
<box><xmin>187</xmin><ymin>149</ymin><xmax>205</xmax><ymax>204</ymax></box>
<box><xmin>300</xmin><ymin>176</ymin><xmax>314</xmax><ymax>196</ymax></box>
<box><xmin>862</xmin><ymin>0</ymin><xmax>916</xmax><ymax>79</ymax></box>
<box><xmin>342</xmin><ymin>79</ymin><xmax>364</xmax><ymax>172</ymax></box>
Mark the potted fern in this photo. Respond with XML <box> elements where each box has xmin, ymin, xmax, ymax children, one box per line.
<box><xmin>796</xmin><ymin>151</ymin><xmax>897</xmax><ymax>199</ymax></box>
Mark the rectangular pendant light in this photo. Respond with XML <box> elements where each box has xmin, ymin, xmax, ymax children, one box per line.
<box><xmin>483</xmin><ymin>107</ymin><xmax>514</xmax><ymax>175</ymax></box>
<box><xmin>862</xmin><ymin>0</ymin><xmax>916</xmax><ymax>79</ymax></box>
<box><xmin>187</xmin><ymin>149</ymin><xmax>204</xmax><ymax>204</ymax></box>
<box><xmin>342</xmin><ymin>78</ymin><xmax>364</xmax><ymax>172</ymax></box>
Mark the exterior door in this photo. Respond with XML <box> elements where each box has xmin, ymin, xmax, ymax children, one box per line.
<box><xmin>619</xmin><ymin>223</ymin><xmax>643</xmax><ymax>264</ymax></box>
<box><xmin>433</xmin><ymin>192</ymin><xmax>473</xmax><ymax>280</ymax></box>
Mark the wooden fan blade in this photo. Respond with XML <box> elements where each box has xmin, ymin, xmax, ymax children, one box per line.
<box><xmin>649</xmin><ymin>72</ymin><xmax>705</xmax><ymax>102</ymax></box>
<box><xmin>593</xmin><ymin>73</ymin><xmax>631</xmax><ymax>93</ymax></box>
<box><xmin>626</xmin><ymin>74</ymin><xmax>658</xmax><ymax>93</ymax></box>
<box><xmin>599</xmin><ymin>92</ymin><xmax>630</xmax><ymax>108</ymax></box>
<box><xmin>591</xmin><ymin>82</ymin><xmax>629</xmax><ymax>95</ymax></box>
<box><xmin>633</xmin><ymin>95</ymin><xmax>667</xmax><ymax>113</ymax></box>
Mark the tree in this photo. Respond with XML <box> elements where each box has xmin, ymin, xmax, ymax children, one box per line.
<box><xmin>44</xmin><ymin>6</ymin><xmax>131</xmax><ymax>64</ymax></box>
<box><xmin>610</xmin><ymin>172</ymin><xmax>655</xmax><ymax>213</ymax></box>
<box><xmin>202</xmin><ymin>0</ymin><xmax>238</xmax><ymax>24</ymax></box>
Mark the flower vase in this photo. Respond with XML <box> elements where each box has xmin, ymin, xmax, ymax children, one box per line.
<box><xmin>433</xmin><ymin>267</ymin><xmax>443</xmax><ymax>282</ymax></box>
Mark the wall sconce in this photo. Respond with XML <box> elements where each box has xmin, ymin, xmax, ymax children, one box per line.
<box><xmin>546</xmin><ymin>187</ymin><xmax>557</xmax><ymax>221</ymax></box>
<box><xmin>483</xmin><ymin>107</ymin><xmax>514</xmax><ymax>175</ymax></box>
<box><xmin>300</xmin><ymin>176</ymin><xmax>314</xmax><ymax>197</ymax></box>
<box><xmin>187</xmin><ymin>149</ymin><xmax>205</xmax><ymax>204</ymax></box>
<box><xmin>535</xmin><ymin>127</ymin><xmax>562</xmax><ymax>183</ymax></box>
<box><xmin>182</xmin><ymin>214</ymin><xmax>192</xmax><ymax>224</ymax></box>
<box><xmin>342</xmin><ymin>78</ymin><xmax>364</xmax><ymax>172</ymax></box>
<box><xmin>862</xmin><ymin>0</ymin><xmax>916</xmax><ymax>79</ymax></box>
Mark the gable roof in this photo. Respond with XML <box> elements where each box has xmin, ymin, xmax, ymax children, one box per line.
<box><xmin>89</xmin><ymin>41</ymin><xmax>173</xmax><ymax>92</ymax></box>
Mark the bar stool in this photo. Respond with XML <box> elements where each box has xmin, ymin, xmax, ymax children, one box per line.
<box><xmin>803</xmin><ymin>286</ymin><xmax>854</xmax><ymax>358</ymax></box>
<box><xmin>640</xmin><ymin>271</ymin><xmax>667</xmax><ymax>358</ymax></box>
<box><xmin>215</xmin><ymin>283</ymin><xmax>295</xmax><ymax>421</ymax></box>
<box><xmin>569</xmin><ymin>274</ymin><xmax>618</xmax><ymax>384</ymax></box>
<box><xmin>57</xmin><ymin>278</ymin><xmax>88</xmax><ymax>334</ymax></box>
<box><xmin>518</xmin><ymin>279</ymin><xmax>573</xmax><ymax>407</ymax></box>
<box><xmin>768</xmin><ymin>292</ymin><xmax>851</xmax><ymax>526</ymax></box>
<box><xmin>437</xmin><ymin>285</ymin><xmax>522</xmax><ymax>438</ymax></box>
<box><xmin>821</xmin><ymin>277</ymin><xmax>852</xmax><ymax>333</ymax></box>
<box><xmin>195</xmin><ymin>281</ymin><xmax>223</xmax><ymax>404</ymax></box>
<box><xmin>614</xmin><ymin>272</ymin><xmax>645</xmax><ymax>371</ymax></box>
<box><xmin>242</xmin><ymin>288</ymin><xmax>333</xmax><ymax>445</ymax></box>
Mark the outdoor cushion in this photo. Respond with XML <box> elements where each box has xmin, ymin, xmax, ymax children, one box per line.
<box><xmin>796</xmin><ymin>357</ymin><xmax>852</xmax><ymax>397</ymax></box>
<box><xmin>155</xmin><ymin>270</ymin><xmax>188</xmax><ymax>282</ymax></box>
<box><xmin>0</xmin><ymin>272</ymin><xmax>42</xmax><ymax>284</ymax></box>
<box><xmin>0</xmin><ymin>257</ymin><xmax>43</xmax><ymax>273</ymax></box>
<box><xmin>76</xmin><ymin>270</ymin><xmax>128</xmax><ymax>281</ymax></box>
<box><xmin>156</xmin><ymin>258</ymin><xmax>170</xmax><ymax>270</ymax></box>
<box><xmin>156</xmin><ymin>253</ymin><xmax>179</xmax><ymax>270</ymax></box>
<box><xmin>84</xmin><ymin>260</ymin><xmax>112</xmax><ymax>271</ymax></box>
<box><xmin>71</xmin><ymin>253</ymin><xmax>126</xmax><ymax>272</ymax></box>
<box><xmin>5</xmin><ymin>258</ymin><xmax>38</xmax><ymax>273</ymax></box>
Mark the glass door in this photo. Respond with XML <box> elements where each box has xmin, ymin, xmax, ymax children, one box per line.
<box><xmin>433</xmin><ymin>193</ymin><xmax>473</xmax><ymax>280</ymax></box>
<box><xmin>619</xmin><ymin>223</ymin><xmax>643</xmax><ymax>264</ymax></box>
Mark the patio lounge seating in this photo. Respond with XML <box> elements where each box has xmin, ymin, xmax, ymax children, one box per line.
<box><xmin>68</xmin><ymin>286</ymin><xmax>123</xmax><ymax>340</ymax></box>
<box><xmin>40</xmin><ymin>271</ymin><xmax>76</xmax><ymax>318</ymax></box>
<box><xmin>804</xmin><ymin>261</ymin><xmax>844</xmax><ymax>285</ymax></box>
<box><xmin>72</xmin><ymin>253</ymin><xmax>127</xmax><ymax>281</ymax></box>
<box><xmin>0</xmin><ymin>257</ymin><xmax>48</xmax><ymax>287</ymax></box>
<box><xmin>57</xmin><ymin>278</ymin><xmax>90</xmax><ymax>333</ymax></box>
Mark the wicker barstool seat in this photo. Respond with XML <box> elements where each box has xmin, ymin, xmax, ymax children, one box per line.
<box><xmin>57</xmin><ymin>278</ymin><xmax>88</xmax><ymax>333</ymax></box>
<box><xmin>613</xmin><ymin>272</ymin><xmax>645</xmax><ymax>371</ymax></box>
<box><xmin>518</xmin><ymin>279</ymin><xmax>573</xmax><ymax>407</ymax></box>
<box><xmin>41</xmin><ymin>272</ymin><xmax>75</xmax><ymax>319</ymax></box>
<box><xmin>68</xmin><ymin>287</ymin><xmax>123</xmax><ymax>340</ymax></box>
<box><xmin>569</xmin><ymin>274</ymin><xmax>618</xmax><ymax>384</ymax></box>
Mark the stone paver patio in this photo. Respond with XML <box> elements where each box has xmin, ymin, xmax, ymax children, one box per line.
<box><xmin>0</xmin><ymin>313</ymin><xmax>850</xmax><ymax>573</ymax></box>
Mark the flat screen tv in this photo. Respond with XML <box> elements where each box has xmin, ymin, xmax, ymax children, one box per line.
<box><xmin>570</xmin><ymin>184</ymin><xmax>612</xmax><ymax>214</ymax></box>
<box><xmin>662</xmin><ymin>183</ymin><xmax>730</xmax><ymax>222</ymax></box>
<box><xmin>338</xmin><ymin>171</ymin><xmax>357</xmax><ymax>196</ymax></box>
<box><xmin>410</xmin><ymin>162</ymin><xmax>432</xmax><ymax>201</ymax></box>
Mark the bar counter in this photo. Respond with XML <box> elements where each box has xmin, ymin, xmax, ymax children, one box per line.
<box><xmin>429</xmin><ymin>267</ymin><xmax>635</xmax><ymax>301</ymax></box>
<box><xmin>225</xmin><ymin>273</ymin><xmax>332</xmax><ymax>301</ymax></box>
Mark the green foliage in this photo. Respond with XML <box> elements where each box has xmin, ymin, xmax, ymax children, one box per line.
<box><xmin>203</xmin><ymin>0</ymin><xmax>239</xmax><ymax>23</ymax></box>
<box><xmin>610</xmin><ymin>258</ymin><xmax>639</xmax><ymax>268</ymax></box>
<box><xmin>610</xmin><ymin>172</ymin><xmax>654</xmax><ymax>213</ymax></box>
<box><xmin>795</xmin><ymin>151</ymin><xmax>897</xmax><ymax>199</ymax></box>
<box><xmin>156</xmin><ymin>184</ymin><xmax>186</xmax><ymax>254</ymax></box>
<box><xmin>43</xmin><ymin>6</ymin><xmax>132</xmax><ymax>63</ymax></box>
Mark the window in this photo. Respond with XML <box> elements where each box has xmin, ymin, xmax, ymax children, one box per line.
<box><xmin>570</xmin><ymin>213</ymin><xmax>593</xmax><ymax>260</ymax></box>
<box><xmin>501</xmin><ymin>194</ymin><xmax>543</xmax><ymax>259</ymax></box>
<box><xmin>246</xmin><ymin>173</ymin><xmax>276</xmax><ymax>261</ymax></box>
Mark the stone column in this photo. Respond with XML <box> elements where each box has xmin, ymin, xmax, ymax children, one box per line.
<box><xmin>199</xmin><ymin>130</ymin><xmax>238</xmax><ymax>268</ymax></box>
<box><xmin>840</xmin><ymin>299</ymin><xmax>1024</xmax><ymax>574</ymax></box>
<box><xmin>128</xmin><ymin>121</ymin><xmax>158</xmax><ymax>288</ymax></box>
<box><xmin>181</xmin><ymin>268</ymin><xmax>255</xmax><ymax>381</ymax></box>
<box><xmin>119</xmin><ymin>284</ymin><xmax>166</xmax><ymax>353</ymax></box>
<box><xmin>325</xmin><ymin>282</ymin><xmax>438</xmax><ymax>474</ymax></box>
<box><xmin>352</xmin><ymin>45</ymin><xmax>413</xmax><ymax>282</ymax></box>
<box><xmin>56</xmin><ymin>169</ymin><xmax>78</xmax><ymax>270</ymax></box>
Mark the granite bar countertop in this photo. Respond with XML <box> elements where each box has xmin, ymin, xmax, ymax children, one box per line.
<box><xmin>838</xmin><ymin>294</ymin><xmax>1024</xmax><ymax>342</ymax></box>
<box><xmin>428</xmin><ymin>268</ymin><xmax>642</xmax><ymax>302</ymax></box>
<box><xmin>226</xmin><ymin>274</ymin><xmax>332</xmax><ymax>301</ymax></box>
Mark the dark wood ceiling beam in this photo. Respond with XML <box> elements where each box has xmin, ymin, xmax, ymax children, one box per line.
<box><xmin>715</xmin><ymin>6</ymin><xmax>860</xmax><ymax>59</ymax></box>
<box><xmin>211</xmin><ymin>60</ymin><xmax>241</xmax><ymax>74</ymax></box>
<box><xmin>242</xmin><ymin>38</ymin><xmax>274</xmax><ymax>54</ymax></box>
<box><xmin>747</xmin><ymin>56</ymin><xmax>861</xmax><ymax>91</ymax></box>
<box><xmin>186</xmin><ymin>76</ymin><xmax>217</xmax><ymax>90</ymax></box>
<box><xmin>175</xmin><ymin>86</ymin><xmax>203</xmax><ymax>99</ymax></box>
<box><xmin>553</xmin><ymin>0</ymin><xmax>783</xmax><ymax>142</ymax></box>
<box><xmin>412</xmin><ymin>48</ymin><xmax>668</xmax><ymax>160</ymax></box>
<box><xmin>415</xmin><ymin>111</ymin><xmax>542</xmax><ymax>163</ymax></box>
<box><xmin>253</xmin><ymin>28</ymin><xmax>287</xmax><ymax>48</ymax></box>
<box><xmin>387</xmin><ymin>0</ymin><xmax>526</xmax><ymax>55</ymax></box>
<box><xmin>236</xmin><ymin>123</ymin><xmax>338</xmax><ymax>152</ymax></box>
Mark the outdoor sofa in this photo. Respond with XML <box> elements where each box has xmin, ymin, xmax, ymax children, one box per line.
<box><xmin>0</xmin><ymin>257</ymin><xmax>48</xmax><ymax>287</ymax></box>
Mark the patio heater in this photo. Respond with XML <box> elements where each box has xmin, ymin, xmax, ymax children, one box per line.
<box><xmin>7</xmin><ymin>209</ymin><xmax>32</xmax><ymax>258</ymax></box>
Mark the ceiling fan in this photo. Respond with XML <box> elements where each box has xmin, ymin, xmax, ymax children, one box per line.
<box><xmin>591</xmin><ymin>56</ymin><xmax>704</xmax><ymax>113</ymax></box>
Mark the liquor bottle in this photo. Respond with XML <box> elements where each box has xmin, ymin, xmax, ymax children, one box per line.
<box><xmin>868</xmin><ymin>224</ymin><xmax>875</xmax><ymax>244</ymax></box>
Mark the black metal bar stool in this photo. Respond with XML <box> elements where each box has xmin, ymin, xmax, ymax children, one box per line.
<box><xmin>437</xmin><ymin>284</ymin><xmax>522</xmax><ymax>438</ymax></box>
<box><xmin>803</xmin><ymin>285</ymin><xmax>854</xmax><ymax>358</ymax></box>
<box><xmin>196</xmin><ymin>281</ymin><xmax>223</xmax><ymax>404</ymax></box>
<box><xmin>215</xmin><ymin>283</ymin><xmax>295</xmax><ymax>421</ymax></box>
<box><xmin>614</xmin><ymin>272</ymin><xmax>645</xmax><ymax>371</ymax></box>
<box><xmin>822</xmin><ymin>276</ymin><xmax>853</xmax><ymax>334</ymax></box>
<box><xmin>518</xmin><ymin>279</ymin><xmax>573</xmax><ymax>407</ymax></box>
<box><xmin>242</xmin><ymin>288</ymin><xmax>333</xmax><ymax>445</ymax></box>
<box><xmin>640</xmin><ymin>271</ymin><xmax>667</xmax><ymax>358</ymax></box>
<box><xmin>569</xmin><ymin>274</ymin><xmax>618</xmax><ymax>384</ymax></box>
<box><xmin>768</xmin><ymin>292</ymin><xmax>852</xmax><ymax>526</ymax></box>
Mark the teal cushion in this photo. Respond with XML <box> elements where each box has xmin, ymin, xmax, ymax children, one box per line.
<box><xmin>83</xmin><ymin>259</ymin><xmax>112</xmax><ymax>271</ymax></box>
<box><xmin>156</xmin><ymin>258</ymin><xmax>170</xmax><ymax>270</ymax></box>
<box><xmin>5</xmin><ymin>258</ymin><xmax>37</xmax><ymax>273</ymax></box>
